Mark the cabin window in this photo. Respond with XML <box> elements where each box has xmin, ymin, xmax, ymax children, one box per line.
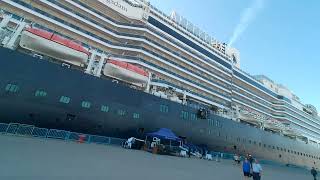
<box><xmin>133</xmin><ymin>113</ymin><xmax>140</xmax><ymax>119</ymax></box>
<box><xmin>5</xmin><ymin>84</ymin><xmax>19</xmax><ymax>93</ymax></box>
<box><xmin>160</xmin><ymin>105</ymin><xmax>169</xmax><ymax>113</ymax></box>
<box><xmin>208</xmin><ymin>119</ymin><xmax>214</xmax><ymax>126</ymax></box>
<box><xmin>180</xmin><ymin>111</ymin><xmax>188</xmax><ymax>120</ymax></box>
<box><xmin>117</xmin><ymin>109</ymin><xmax>126</xmax><ymax>116</ymax></box>
<box><xmin>101</xmin><ymin>105</ymin><xmax>109</xmax><ymax>112</ymax></box>
<box><xmin>190</xmin><ymin>113</ymin><xmax>197</xmax><ymax>121</ymax></box>
<box><xmin>81</xmin><ymin>101</ymin><xmax>91</xmax><ymax>109</ymax></box>
<box><xmin>215</xmin><ymin>120</ymin><xmax>222</xmax><ymax>128</ymax></box>
<box><xmin>59</xmin><ymin>96</ymin><xmax>70</xmax><ymax>104</ymax></box>
<box><xmin>217</xmin><ymin>132</ymin><xmax>221</xmax><ymax>137</ymax></box>
<box><xmin>35</xmin><ymin>90</ymin><xmax>47</xmax><ymax>97</ymax></box>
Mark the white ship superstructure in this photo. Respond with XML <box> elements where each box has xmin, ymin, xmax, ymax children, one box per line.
<box><xmin>0</xmin><ymin>0</ymin><xmax>319</xmax><ymax>155</ymax></box>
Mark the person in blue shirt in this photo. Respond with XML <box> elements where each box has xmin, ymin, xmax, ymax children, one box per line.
<box><xmin>252</xmin><ymin>159</ymin><xmax>263</xmax><ymax>180</ymax></box>
<box><xmin>242</xmin><ymin>158</ymin><xmax>251</xmax><ymax>179</ymax></box>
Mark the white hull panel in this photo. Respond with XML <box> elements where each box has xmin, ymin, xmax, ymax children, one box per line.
<box><xmin>103</xmin><ymin>63</ymin><xmax>148</xmax><ymax>85</ymax></box>
<box><xmin>19</xmin><ymin>31</ymin><xmax>88</xmax><ymax>66</ymax></box>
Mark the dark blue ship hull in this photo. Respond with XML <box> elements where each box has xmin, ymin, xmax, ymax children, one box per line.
<box><xmin>0</xmin><ymin>47</ymin><xmax>318</xmax><ymax>168</ymax></box>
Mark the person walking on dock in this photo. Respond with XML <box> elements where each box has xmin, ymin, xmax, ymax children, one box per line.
<box><xmin>311</xmin><ymin>167</ymin><xmax>318</xmax><ymax>180</ymax></box>
<box><xmin>252</xmin><ymin>159</ymin><xmax>262</xmax><ymax>180</ymax></box>
<box><xmin>187</xmin><ymin>146</ymin><xmax>191</xmax><ymax>158</ymax></box>
<box><xmin>242</xmin><ymin>158</ymin><xmax>251</xmax><ymax>179</ymax></box>
<box><xmin>234</xmin><ymin>153</ymin><xmax>241</xmax><ymax>165</ymax></box>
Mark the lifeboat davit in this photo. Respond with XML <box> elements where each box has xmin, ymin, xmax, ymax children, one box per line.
<box><xmin>19</xmin><ymin>27</ymin><xmax>89</xmax><ymax>66</ymax></box>
<box><xmin>103</xmin><ymin>60</ymin><xmax>149</xmax><ymax>86</ymax></box>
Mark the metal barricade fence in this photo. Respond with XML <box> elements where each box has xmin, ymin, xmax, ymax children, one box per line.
<box><xmin>32</xmin><ymin>127</ymin><xmax>48</xmax><ymax>138</ymax></box>
<box><xmin>6</xmin><ymin>123</ymin><xmax>20</xmax><ymax>134</ymax></box>
<box><xmin>0</xmin><ymin>123</ymin><xmax>9</xmax><ymax>134</ymax></box>
<box><xmin>68</xmin><ymin>132</ymin><xmax>89</xmax><ymax>143</ymax></box>
<box><xmin>47</xmin><ymin>129</ymin><xmax>70</xmax><ymax>140</ymax></box>
<box><xmin>0</xmin><ymin>122</ymin><xmax>126</xmax><ymax>147</ymax></box>
<box><xmin>16</xmin><ymin>124</ymin><xmax>34</xmax><ymax>136</ymax></box>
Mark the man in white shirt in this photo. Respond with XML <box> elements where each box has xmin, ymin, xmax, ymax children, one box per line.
<box><xmin>127</xmin><ymin>137</ymin><xmax>134</xmax><ymax>149</ymax></box>
<box><xmin>252</xmin><ymin>159</ymin><xmax>262</xmax><ymax>180</ymax></box>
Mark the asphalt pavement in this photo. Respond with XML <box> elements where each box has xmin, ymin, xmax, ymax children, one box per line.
<box><xmin>0</xmin><ymin>135</ymin><xmax>312</xmax><ymax>180</ymax></box>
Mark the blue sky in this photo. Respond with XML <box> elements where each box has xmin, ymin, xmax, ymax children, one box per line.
<box><xmin>149</xmin><ymin>0</ymin><xmax>320</xmax><ymax>112</ymax></box>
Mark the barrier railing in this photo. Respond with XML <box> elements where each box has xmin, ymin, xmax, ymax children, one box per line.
<box><xmin>0</xmin><ymin>122</ymin><xmax>125</xmax><ymax>146</ymax></box>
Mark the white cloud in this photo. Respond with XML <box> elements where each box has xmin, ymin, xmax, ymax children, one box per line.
<box><xmin>228</xmin><ymin>0</ymin><xmax>265</xmax><ymax>46</ymax></box>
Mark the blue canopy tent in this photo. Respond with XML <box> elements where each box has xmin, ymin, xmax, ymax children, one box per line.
<box><xmin>146</xmin><ymin>128</ymin><xmax>182</xmax><ymax>147</ymax></box>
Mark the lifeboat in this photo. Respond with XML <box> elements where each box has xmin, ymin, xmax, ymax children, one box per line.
<box><xmin>263</xmin><ymin>120</ymin><xmax>283</xmax><ymax>132</ymax></box>
<box><xmin>103</xmin><ymin>60</ymin><xmax>149</xmax><ymax>86</ymax></box>
<box><xmin>238</xmin><ymin>112</ymin><xmax>262</xmax><ymax>126</ymax></box>
<box><xmin>283</xmin><ymin>128</ymin><xmax>299</xmax><ymax>138</ymax></box>
<box><xmin>19</xmin><ymin>27</ymin><xmax>89</xmax><ymax>66</ymax></box>
<box><xmin>282</xmin><ymin>124</ymin><xmax>301</xmax><ymax>138</ymax></box>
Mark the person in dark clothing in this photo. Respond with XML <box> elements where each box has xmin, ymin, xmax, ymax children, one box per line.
<box><xmin>248</xmin><ymin>154</ymin><xmax>254</xmax><ymax>167</ymax></box>
<box><xmin>188</xmin><ymin>147</ymin><xmax>191</xmax><ymax>158</ymax></box>
<box><xmin>311</xmin><ymin>167</ymin><xmax>318</xmax><ymax>180</ymax></box>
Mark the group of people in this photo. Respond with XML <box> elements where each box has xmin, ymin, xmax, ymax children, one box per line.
<box><xmin>243</xmin><ymin>156</ymin><xmax>262</xmax><ymax>180</ymax></box>
<box><xmin>239</xmin><ymin>153</ymin><xmax>319</xmax><ymax>180</ymax></box>
<box><xmin>236</xmin><ymin>154</ymin><xmax>262</xmax><ymax>180</ymax></box>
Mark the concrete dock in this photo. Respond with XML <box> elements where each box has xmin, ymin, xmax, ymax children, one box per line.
<box><xmin>0</xmin><ymin>135</ymin><xmax>312</xmax><ymax>180</ymax></box>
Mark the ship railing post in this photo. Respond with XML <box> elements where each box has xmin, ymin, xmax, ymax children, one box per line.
<box><xmin>144</xmin><ymin>72</ymin><xmax>152</xmax><ymax>93</ymax></box>
<box><xmin>95</xmin><ymin>53</ymin><xmax>108</xmax><ymax>77</ymax></box>
<box><xmin>0</xmin><ymin>14</ymin><xmax>12</xmax><ymax>29</ymax></box>
<box><xmin>4</xmin><ymin>20</ymin><xmax>27</xmax><ymax>49</ymax></box>
<box><xmin>85</xmin><ymin>49</ymin><xmax>97</xmax><ymax>74</ymax></box>
<box><xmin>182</xmin><ymin>90</ymin><xmax>187</xmax><ymax>105</ymax></box>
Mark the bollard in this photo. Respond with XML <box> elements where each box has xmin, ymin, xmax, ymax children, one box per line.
<box><xmin>78</xmin><ymin>134</ymin><xmax>85</xmax><ymax>143</ymax></box>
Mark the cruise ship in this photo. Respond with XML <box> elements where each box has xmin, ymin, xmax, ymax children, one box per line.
<box><xmin>0</xmin><ymin>0</ymin><xmax>319</xmax><ymax>168</ymax></box>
